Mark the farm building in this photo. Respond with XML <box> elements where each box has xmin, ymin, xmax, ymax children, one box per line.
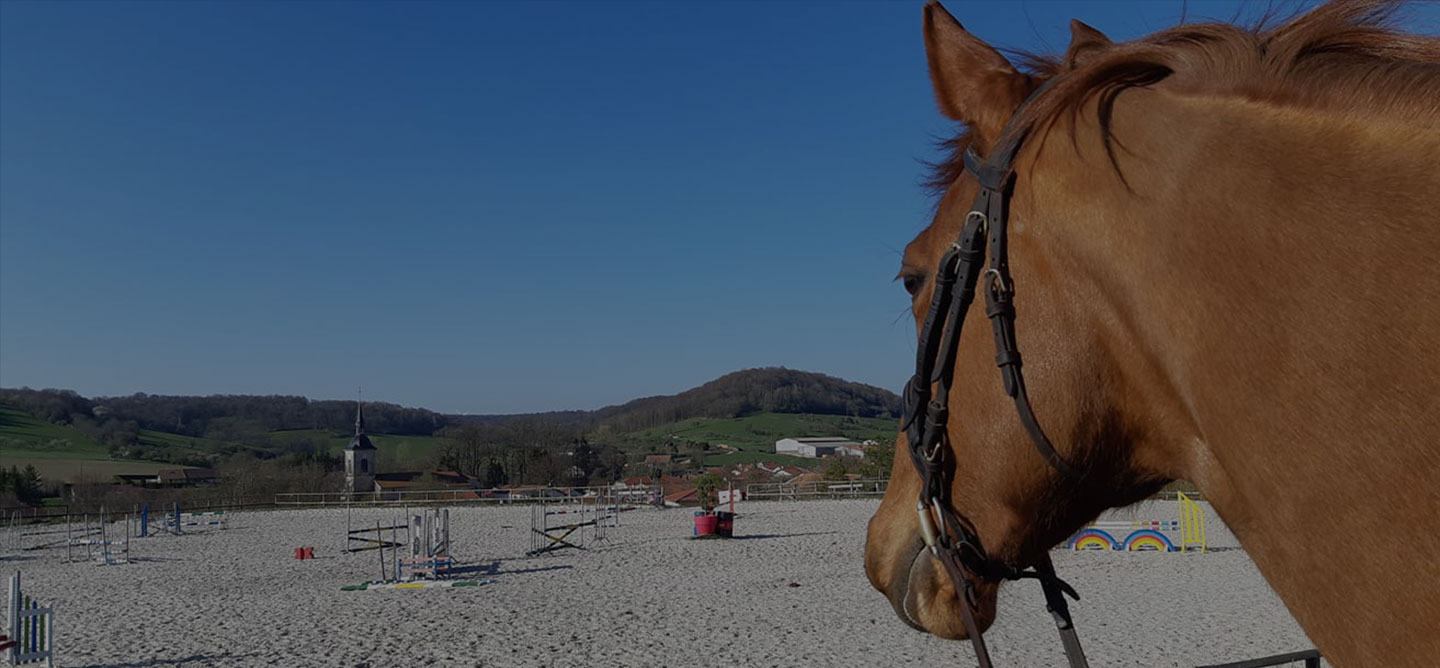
<box><xmin>773</xmin><ymin>437</ymin><xmax>864</xmax><ymax>458</ymax></box>
<box><xmin>116</xmin><ymin>468</ymin><xmax>218</xmax><ymax>488</ymax></box>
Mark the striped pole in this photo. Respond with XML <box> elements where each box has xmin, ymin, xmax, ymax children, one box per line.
<box><xmin>376</xmin><ymin>521</ymin><xmax>385</xmax><ymax>584</ymax></box>
<box><xmin>391</xmin><ymin>517</ymin><xmax>401</xmax><ymax>583</ymax></box>
<box><xmin>8</xmin><ymin>572</ymin><xmax>55</xmax><ymax>667</ymax></box>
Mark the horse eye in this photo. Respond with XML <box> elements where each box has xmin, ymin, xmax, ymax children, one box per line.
<box><xmin>902</xmin><ymin>274</ymin><xmax>923</xmax><ymax>297</ymax></box>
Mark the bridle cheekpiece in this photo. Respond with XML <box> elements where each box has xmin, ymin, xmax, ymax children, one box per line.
<box><xmin>898</xmin><ymin>80</ymin><xmax>1090</xmax><ymax>668</ymax></box>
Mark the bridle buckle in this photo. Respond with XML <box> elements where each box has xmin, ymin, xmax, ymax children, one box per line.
<box><xmin>983</xmin><ymin>268</ymin><xmax>1011</xmax><ymax>296</ymax></box>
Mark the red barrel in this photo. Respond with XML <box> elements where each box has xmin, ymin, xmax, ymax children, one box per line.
<box><xmin>694</xmin><ymin>513</ymin><xmax>719</xmax><ymax>536</ymax></box>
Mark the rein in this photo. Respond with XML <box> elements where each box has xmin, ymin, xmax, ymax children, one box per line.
<box><xmin>898</xmin><ymin>82</ymin><xmax>1089</xmax><ymax>668</ymax></box>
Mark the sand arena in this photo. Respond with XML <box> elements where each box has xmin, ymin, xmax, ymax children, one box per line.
<box><xmin>7</xmin><ymin>499</ymin><xmax>1317</xmax><ymax>667</ymax></box>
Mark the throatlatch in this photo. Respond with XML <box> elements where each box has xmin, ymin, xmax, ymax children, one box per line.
<box><xmin>898</xmin><ymin>80</ymin><xmax>1089</xmax><ymax>668</ymax></box>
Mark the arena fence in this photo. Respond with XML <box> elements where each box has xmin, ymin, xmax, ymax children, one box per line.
<box><xmin>743</xmin><ymin>478</ymin><xmax>889</xmax><ymax>500</ymax></box>
<box><xmin>269</xmin><ymin>478</ymin><xmax>1193</xmax><ymax>507</ymax></box>
<box><xmin>275</xmin><ymin>484</ymin><xmax>660</xmax><ymax>507</ymax></box>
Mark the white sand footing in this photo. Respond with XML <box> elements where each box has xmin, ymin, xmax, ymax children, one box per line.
<box><xmin>1</xmin><ymin>499</ymin><xmax>1319</xmax><ymax>667</ymax></box>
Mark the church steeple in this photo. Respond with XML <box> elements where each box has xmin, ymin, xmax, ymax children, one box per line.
<box><xmin>347</xmin><ymin>397</ymin><xmax>375</xmax><ymax>451</ymax></box>
<box><xmin>344</xmin><ymin>392</ymin><xmax>377</xmax><ymax>496</ymax></box>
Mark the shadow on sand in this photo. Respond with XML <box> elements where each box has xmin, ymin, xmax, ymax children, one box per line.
<box><xmin>450</xmin><ymin>560</ymin><xmax>574</xmax><ymax>577</ymax></box>
<box><xmin>79</xmin><ymin>653</ymin><xmax>262</xmax><ymax>668</ymax></box>
<box><xmin>730</xmin><ymin>531</ymin><xmax>840</xmax><ymax>541</ymax></box>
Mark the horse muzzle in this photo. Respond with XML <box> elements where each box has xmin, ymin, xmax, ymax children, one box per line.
<box><xmin>866</xmin><ymin>518</ymin><xmax>998</xmax><ymax>640</ymax></box>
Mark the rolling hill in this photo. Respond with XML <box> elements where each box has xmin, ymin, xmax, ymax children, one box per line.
<box><xmin>0</xmin><ymin>404</ymin><xmax>173</xmax><ymax>483</ymax></box>
<box><xmin>2</xmin><ymin>367</ymin><xmax>901</xmax><ymax>481</ymax></box>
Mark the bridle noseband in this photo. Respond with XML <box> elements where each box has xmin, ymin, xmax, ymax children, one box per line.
<box><xmin>899</xmin><ymin>81</ymin><xmax>1090</xmax><ymax>668</ymax></box>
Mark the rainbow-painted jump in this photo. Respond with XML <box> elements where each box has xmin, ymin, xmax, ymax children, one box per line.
<box><xmin>1067</xmin><ymin>493</ymin><xmax>1207</xmax><ymax>552</ymax></box>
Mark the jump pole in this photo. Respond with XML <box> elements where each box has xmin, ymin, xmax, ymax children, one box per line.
<box><xmin>117</xmin><ymin>512</ymin><xmax>131</xmax><ymax>564</ymax></box>
<box><xmin>376</xmin><ymin>521</ymin><xmax>385</xmax><ymax>583</ymax></box>
<box><xmin>98</xmin><ymin>510</ymin><xmax>107</xmax><ymax>564</ymax></box>
<box><xmin>391</xmin><ymin>513</ymin><xmax>401</xmax><ymax>582</ymax></box>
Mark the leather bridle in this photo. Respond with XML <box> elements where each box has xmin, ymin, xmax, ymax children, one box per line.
<box><xmin>899</xmin><ymin>81</ymin><xmax>1090</xmax><ymax>668</ymax></box>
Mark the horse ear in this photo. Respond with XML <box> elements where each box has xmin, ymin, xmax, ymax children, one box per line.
<box><xmin>923</xmin><ymin>1</ymin><xmax>1031</xmax><ymax>141</ymax></box>
<box><xmin>1064</xmin><ymin>19</ymin><xmax>1111</xmax><ymax>69</ymax></box>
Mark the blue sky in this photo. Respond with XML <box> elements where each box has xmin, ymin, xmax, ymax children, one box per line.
<box><xmin>3</xmin><ymin>1</ymin><xmax>1435</xmax><ymax>414</ymax></box>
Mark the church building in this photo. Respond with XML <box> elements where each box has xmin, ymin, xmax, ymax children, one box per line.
<box><xmin>344</xmin><ymin>400</ymin><xmax>377</xmax><ymax>495</ymax></box>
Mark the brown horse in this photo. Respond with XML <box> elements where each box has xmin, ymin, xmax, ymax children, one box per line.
<box><xmin>863</xmin><ymin>1</ymin><xmax>1440</xmax><ymax>667</ymax></box>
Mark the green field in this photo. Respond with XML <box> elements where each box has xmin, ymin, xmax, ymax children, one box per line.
<box><xmin>617</xmin><ymin>412</ymin><xmax>897</xmax><ymax>454</ymax></box>
<box><xmin>0</xmin><ymin>457</ymin><xmax>171</xmax><ymax>484</ymax></box>
<box><xmin>136</xmin><ymin>429</ymin><xmax>233</xmax><ymax>458</ymax></box>
<box><xmin>0</xmin><ymin>404</ymin><xmax>177</xmax><ymax>483</ymax></box>
<box><xmin>371</xmin><ymin>434</ymin><xmax>443</xmax><ymax>465</ymax></box>
<box><xmin>0</xmin><ymin>404</ymin><xmax>109</xmax><ymax>458</ymax></box>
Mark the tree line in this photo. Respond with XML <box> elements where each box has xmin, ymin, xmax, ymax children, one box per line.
<box><xmin>0</xmin><ymin>465</ymin><xmax>44</xmax><ymax>506</ymax></box>
<box><xmin>2</xmin><ymin>388</ymin><xmax>446</xmax><ymax>439</ymax></box>
<box><xmin>434</xmin><ymin>419</ymin><xmax>628</xmax><ymax>487</ymax></box>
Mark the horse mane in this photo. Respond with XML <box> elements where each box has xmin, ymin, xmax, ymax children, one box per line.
<box><xmin>926</xmin><ymin>0</ymin><xmax>1440</xmax><ymax>195</ymax></box>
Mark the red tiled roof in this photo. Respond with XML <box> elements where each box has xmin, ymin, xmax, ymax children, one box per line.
<box><xmin>432</xmin><ymin>471</ymin><xmax>470</xmax><ymax>485</ymax></box>
<box><xmin>665</xmin><ymin>488</ymin><xmax>698</xmax><ymax>504</ymax></box>
<box><xmin>157</xmin><ymin>468</ymin><xmax>217</xmax><ymax>483</ymax></box>
<box><xmin>658</xmin><ymin>476</ymin><xmax>695</xmax><ymax>498</ymax></box>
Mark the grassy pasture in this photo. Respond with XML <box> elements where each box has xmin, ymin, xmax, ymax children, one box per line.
<box><xmin>618</xmin><ymin>412</ymin><xmax>896</xmax><ymax>453</ymax></box>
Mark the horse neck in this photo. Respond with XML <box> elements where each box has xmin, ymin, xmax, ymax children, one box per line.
<box><xmin>1025</xmin><ymin>88</ymin><xmax>1440</xmax><ymax>667</ymax></box>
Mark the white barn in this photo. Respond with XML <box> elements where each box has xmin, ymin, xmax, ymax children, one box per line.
<box><xmin>774</xmin><ymin>437</ymin><xmax>864</xmax><ymax>459</ymax></box>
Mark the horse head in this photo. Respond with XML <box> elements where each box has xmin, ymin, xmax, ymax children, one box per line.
<box><xmin>864</xmin><ymin>1</ymin><xmax>1181</xmax><ymax>641</ymax></box>
<box><xmin>864</xmin><ymin>5</ymin><xmax>1440</xmax><ymax>668</ymax></box>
